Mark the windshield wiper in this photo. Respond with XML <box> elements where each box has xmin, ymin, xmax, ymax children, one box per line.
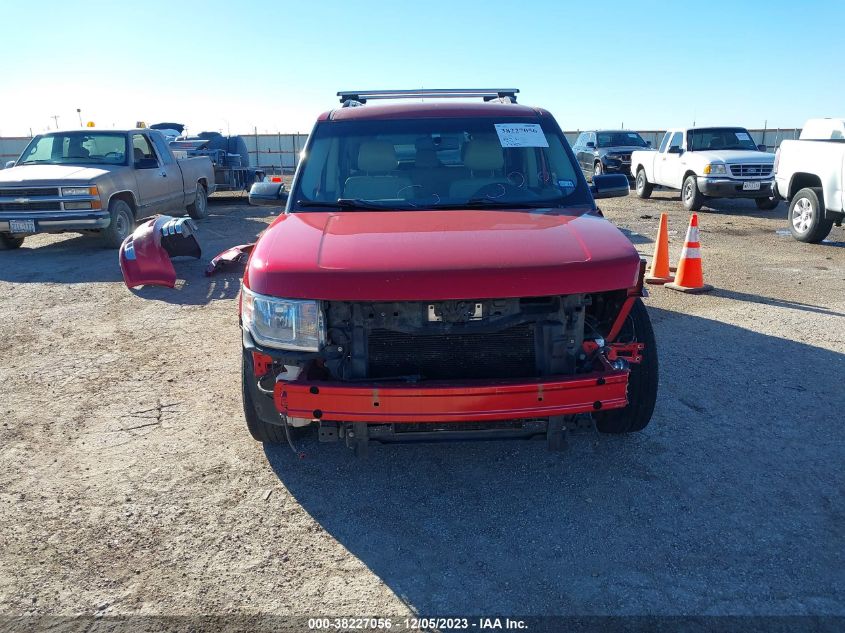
<box><xmin>295</xmin><ymin>198</ymin><xmax>411</xmax><ymax>211</ymax></box>
<box><xmin>447</xmin><ymin>196</ymin><xmax>569</xmax><ymax>209</ymax></box>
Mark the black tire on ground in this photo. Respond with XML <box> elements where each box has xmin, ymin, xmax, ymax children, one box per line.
<box><xmin>755</xmin><ymin>196</ymin><xmax>780</xmax><ymax>211</ymax></box>
<box><xmin>682</xmin><ymin>174</ymin><xmax>704</xmax><ymax>211</ymax></box>
<box><xmin>187</xmin><ymin>183</ymin><xmax>208</xmax><ymax>219</ymax></box>
<box><xmin>0</xmin><ymin>233</ymin><xmax>25</xmax><ymax>250</ymax></box>
<box><xmin>594</xmin><ymin>299</ymin><xmax>659</xmax><ymax>434</ymax></box>
<box><xmin>100</xmin><ymin>199</ymin><xmax>134</xmax><ymax>249</ymax></box>
<box><xmin>593</xmin><ymin>161</ymin><xmax>603</xmax><ymax>178</ymax></box>
<box><xmin>635</xmin><ymin>168</ymin><xmax>653</xmax><ymax>199</ymax></box>
<box><xmin>788</xmin><ymin>187</ymin><xmax>833</xmax><ymax>243</ymax></box>
<box><xmin>242</xmin><ymin>350</ymin><xmax>311</xmax><ymax>443</ymax></box>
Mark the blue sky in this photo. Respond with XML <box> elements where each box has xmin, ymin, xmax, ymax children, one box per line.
<box><xmin>2</xmin><ymin>0</ymin><xmax>842</xmax><ymax>136</ymax></box>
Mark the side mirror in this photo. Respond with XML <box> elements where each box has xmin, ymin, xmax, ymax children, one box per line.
<box><xmin>590</xmin><ymin>174</ymin><xmax>629</xmax><ymax>199</ymax></box>
<box><xmin>4</xmin><ymin>160</ymin><xmax>15</xmax><ymax>169</ymax></box>
<box><xmin>134</xmin><ymin>157</ymin><xmax>158</xmax><ymax>169</ymax></box>
<box><xmin>757</xmin><ymin>144</ymin><xmax>767</xmax><ymax>152</ymax></box>
<box><xmin>249</xmin><ymin>181</ymin><xmax>289</xmax><ymax>207</ymax></box>
<box><xmin>586</xmin><ymin>141</ymin><xmax>595</xmax><ymax>148</ymax></box>
<box><xmin>667</xmin><ymin>146</ymin><xmax>683</xmax><ymax>155</ymax></box>
<box><xmin>646</xmin><ymin>140</ymin><xmax>652</xmax><ymax>147</ymax></box>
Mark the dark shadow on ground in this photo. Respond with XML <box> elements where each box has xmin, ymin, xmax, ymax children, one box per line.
<box><xmin>0</xmin><ymin>206</ymin><xmax>271</xmax><ymax>291</ymax></box>
<box><xmin>264</xmin><ymin>307</ymin><xmax>845</xmax><ymax>616</ymax></box>
<box><xmin>712</xmin><ymin>288</ymin><xmax>845</xmax><ymax>317</ymax></box>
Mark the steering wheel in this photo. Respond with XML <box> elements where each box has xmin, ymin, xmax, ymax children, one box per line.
<box><xmin>468</xmin><ymin>182</ymin><xmax>525</xmax><ymax>200</ymax></box>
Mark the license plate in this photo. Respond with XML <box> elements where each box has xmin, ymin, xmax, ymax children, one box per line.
<box><xmin>9</xmin><ymin>219</ymin><xmax>36</xmax><ymax>233</ymax></box>
<box><xmin>742</xmin><ymin>181</ymin><xmax>761</xmax><ymax>191</ymax></box>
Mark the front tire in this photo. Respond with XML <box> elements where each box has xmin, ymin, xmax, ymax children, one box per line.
<box><xmin>682</xmin><ymin>174</ymin><xmax>704</xmax><ymax>211</ymax></box>
<box><xmin>187</xmin><ymin>183</ymin><xmax>208</xmax><ymax>219</ymax></box>
<box><xmin>755</xmin><ymin>196</ymin><xmax>779</xmax><ymax>211</ymax></box>
<box><xmin>635</xmin><ymin>169</ymin><xmax>653</xmax><ymax>199</ymax></box>
<box><xmin>242</xmin><ymin>351</ymin><xmax>310</xmax><ymax>443</ymax></box>
<box><xmin>0</xmin><ymin>233</ymin><xmax>25</xmax><ymax>250</ymax></box>
<box><xmin>100</xmin><ymin>199</ymin><xmax>134</xmax><ymax>249</ymax></box>
<box><xmin>594</xmin><ymin>299</ymin><xmax>658</xmax><ymax>434</ymax></box>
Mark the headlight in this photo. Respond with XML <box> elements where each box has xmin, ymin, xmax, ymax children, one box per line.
<box><xmin>61</xmin><ymin>186</ymin><xmax>98</xmax><ymax>196</ymax></box>
<box><xmin>703</xmin><ymin>163</ymin><xmax>726</xmax><ymax>175</ymax></box>
<box><xmin>241</xmin><ymin>287</ymin><xmax>325</xmax><ymax>351</ymax></box>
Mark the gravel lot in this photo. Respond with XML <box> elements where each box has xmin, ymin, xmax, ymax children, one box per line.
<box><xmin>0</xmin><ymin>191</ymin><xmax>843</xmax><ymax>626</ymax></box>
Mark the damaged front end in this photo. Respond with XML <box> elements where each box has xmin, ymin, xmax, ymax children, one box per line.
<box><xmin>241</xmin><ymin>262</ymin><xmax>651</xmax><ymax>453</ymax></box>
<box><xmin>119</xmin><ymin>216</ymin><xmax>201</xmax><ymax>288</ymax></box>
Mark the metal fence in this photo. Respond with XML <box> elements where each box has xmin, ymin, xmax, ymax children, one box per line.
<box><xmin>1</xmin><ymin>129</ymin><xmax>802</xmax><ymax>172</ymax></box>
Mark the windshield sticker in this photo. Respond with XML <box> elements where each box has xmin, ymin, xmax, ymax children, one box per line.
<box><xmin>628</xmin><ymin>133</ymin><xmax>639</xmax><ymax>138</ymax></box>
<box><xmin>558</xmin><ymin>179</ymin><xmax>575</xmax><ymax>189</ymax></box>
<box><xmin>494</xmin><ymin>123</ymin><xmax>549</xmax><ymax>148</ymax></box>
<box><xmin>735</xmin><ymin>132</ymin><xmax>751</xmax><ymax>141</ymax></box>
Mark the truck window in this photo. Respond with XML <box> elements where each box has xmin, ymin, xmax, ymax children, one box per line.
<box><xmin>658</xmin><ymin>132</ymin><xmax>671</xmax><ymax>153</ymax></box>
<box><xmin>149</xmin><ymin>133</ymin><xmax>175</xmax><ymax>165</ymax></box>
<box><xmin>668</xmin><ymin>132</ymin><xmax>683</xmax><ymax>151</ymax></box>
<box><xmin>132</xmin><ymin>134</ymin><xmax>157</xmax><ymax>165</ymax></box>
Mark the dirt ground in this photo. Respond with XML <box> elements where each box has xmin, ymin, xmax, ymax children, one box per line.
<box><xmin>0</xmin><ymin>190</ymin><xmax>843</xmax><ymax>628</ymax></box>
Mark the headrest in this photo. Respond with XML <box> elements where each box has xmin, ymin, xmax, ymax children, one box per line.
<box><xmin>357</xmin><ymin>140</ymin><xmax>397</xmax><ymax>172</ymax></box>
<box><xmin>463</xmin><ymin>138</ymin><xmax>504</xmax><ymax>171</ymax></box>
<box><xmin>415</xmin><ymin>148</ymin><xmax>440</xmax><ymax>169</ymax></box>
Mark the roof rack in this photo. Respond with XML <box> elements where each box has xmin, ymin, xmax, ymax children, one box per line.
<box><xmin>337</xmin><ymin>88</ymin><xmax>519</xmax><ymax>106</ymax></box>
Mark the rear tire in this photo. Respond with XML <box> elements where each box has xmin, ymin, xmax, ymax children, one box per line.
<box><xmin>0</xmin><ymin>233</ymin><xmax>25</xmax><ymax>250</ymax></box>
<box><xmin>187</xmin><ymin>183</ymin><xmax>208</xmax><ymax>219</ymax></box>
<box><xmin>682</xmin><ymin>174</ymin><xmax>704</xmax><ymax>211</ymax></box>
<box><xmin>635</xmin><ymin>168</ymin><xmax>653</xmax><ymax>199</ymax></box>
<box><xmin>755</xmin><ymin>196</ymin><xmax>779</xmax><ymax>211</ymax></box>
<box><xmin>788</xmin><ymin>187</ymin><xmax>833</xmax><ymax>243</ymax></box>
<box><xmin>594</xmin><ymin>299</ymin><xmax>658</xmax><ymax>434</ymax></box>
<box><xmin>100</xmin><ymin>200</ymin><xmax>134</xmax><ymax>249</ymax></box>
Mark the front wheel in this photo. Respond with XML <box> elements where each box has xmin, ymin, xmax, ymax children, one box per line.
<box><xmin>635</xmin><ymin>169</ymin><xmax>653</xmax><ymax>199</ymax></box>
<box><xmin>100</xmin><ymin>199</ymin><xmax>134</xmax><ymax>249</ymax></box>
<box><xmin>594</xmin><ymin>299</ymin><xmax>658</xmax><ymax>434</ymax></box>
<box><xmin>187</xmin><ymin>183</ymin><xmax>208</xmax><ymax>219</ymax></box>
<box><xmin>682</xmin><ymin>174</ymin><xmax>704</xmax><ymax>211</ymax></box>
<box><xmin>0</xmin><ymin>233</ymin><xmax>25</xmax><ymax>250</ymax></box>
<box><xmin>789</xmin><ymin>187</ymin><xmax>833</xmax><ymax>243</ymax></box>
<box><xmin>755</xmin><ymin>196</ymin><xmax>780</xmax><ymax>211</ymax></box>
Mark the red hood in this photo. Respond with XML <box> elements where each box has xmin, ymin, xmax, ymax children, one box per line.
<box><xmin>245</xmin><ymin>209</ymin><xmax>641</xmax><ymax>301</ymax></box>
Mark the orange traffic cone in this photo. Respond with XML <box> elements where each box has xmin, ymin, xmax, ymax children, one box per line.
<box><xmin>665</xmin><ymin>213</ymin><xmax>713</xmax><ymax>293</ymax></box>
<box><xmin>645</xmin><ymin>213</ymin><xmax>674</xmax><ymax>285</ymax></box>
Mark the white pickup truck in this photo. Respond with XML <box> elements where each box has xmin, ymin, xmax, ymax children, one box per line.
<box><xmin>631</xmin><ymin>127</ymin><xmax>778</xmax><ymax>211</ymax></box>
<box><xmin>773</xmin><ymin>118</ymin><xmax>845</xmax><ymax>243</ymax></box>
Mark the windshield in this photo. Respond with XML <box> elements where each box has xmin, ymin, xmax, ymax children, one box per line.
<box><xmin>291</xmin><ymin>117</ymin><xmax>590</xmax><ymax>211</ymax></box>
<box><xmin>688</xmin><ymin>128</ymin><xmax>758</xmax><ymax>152</ymax></box>
<box><xmin>596</xmin><ymin>131</ymin><xmax>648</xmax><ymax>148</ymax></box>
<box><xmin>18</xmin><ymin>132</ymin><xmax>128</xmax><ymax>166</ymax></box>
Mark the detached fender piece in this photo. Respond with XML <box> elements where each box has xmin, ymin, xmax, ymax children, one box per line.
<box><xmin>206</xmin><ymin>243</ymin><xmax>255</xmax><ymax>276</ymax></box>
<box><xmin>119</xmin><ymin>215</ymin><xmax>201</xmax><ymax>288</ymax></box>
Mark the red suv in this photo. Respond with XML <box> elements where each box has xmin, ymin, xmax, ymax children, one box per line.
<box><xmin>242</xmin><ymin>89</ymin><xmax>657</xmax><ymax>455</ymax></box>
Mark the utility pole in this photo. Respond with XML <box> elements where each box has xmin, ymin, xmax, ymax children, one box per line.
<box><xmin>51</xmin><ymin>115</ymin><xmax>60</xmax><ymax>129</ymax></box>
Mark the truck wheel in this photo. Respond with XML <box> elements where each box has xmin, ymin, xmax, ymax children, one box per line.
<box><xmin>789</xmin><ymin>187</ymin><xmax>833</xmax><ymax>243</ymax></box>
<box><xmin>594</xmin><ymin>299</ymin><xmax>658</xmax><ymax>434</ymax></box>
<box><xmin>0</xmin><ymin>233</ymin><xmax>25</xmax><ymax>250</ymax></box>
<box><xmin>635</xmin><ymin>169</ymin><xmax>653</xmax><ymax>199</ymax></box>
<box><xmin>682</xmin><ymin>174</ymin><xmax>704</xmax><ymax>211</ymax></box>
<box><xmin>593</xmin><ymin>161</ymin><xmax>603</xmax><ymax>178</ymax></box>
<box><xmin>242</xmin><ymin>351</ymin><xmax>310</xmax><ymax>443</ymax></box>
<box><xmin>187</xmin><ymin>183</ymin><xmax>208</xmax><ymax>219</ymax></box>
<box><xmin>100</xmin><ymin>200</ymin><xmax>134</xmax><ymax>249</ymax></box>
<box><xmin>754</xmin><ymin>196</ymin><xmax>779</xmax><ymax>210</ymax></box>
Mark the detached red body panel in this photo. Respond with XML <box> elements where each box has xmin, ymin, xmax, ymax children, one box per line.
<box><xmin>274</xmin><ymin>370</ymin><xmax>629</xmax><ymax>423</ymax></box>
